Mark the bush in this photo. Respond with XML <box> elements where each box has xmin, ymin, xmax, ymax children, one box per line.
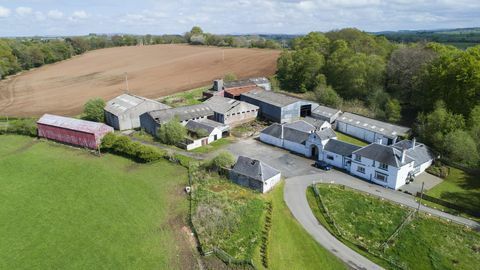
<box><xmin>157</xmin><ymin>118</ymin><xmax>187</xmax><ymax>145</ymax></box>
<box><xmin>0</xmin><ymin>118</ymin><xmax>37</xmax><ymax>137</ymax></box>
<box><xmin>223</xmin><ymin>73</ymin><xmax>237</xmax><ymax>82</ymax></box>
<box><xmin>207</xmin><ymin>151</ymin><xmax>235</xmax><ymax>171</ymax></box>
<box><xmin>426</xmin><ymin>163</ymin><xmax>449</xmax><ymax>178</ymax></box>
<box><xmin>101</xmin><ymin>133</ymin><xmax>166</xmax><ymax>163</ymax></box>
<box><xmin>83</xmin><ymin>98</ymin><xmax>105</xmax><ymax>122</ymax></box>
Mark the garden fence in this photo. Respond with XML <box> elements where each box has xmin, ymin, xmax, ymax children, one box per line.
<box><xmin>415</xmin><ymin>192</ymin><xmax>480</xmax><ymax>218</ymax></box>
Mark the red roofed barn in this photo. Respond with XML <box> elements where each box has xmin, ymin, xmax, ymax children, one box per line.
<box><xmin>37</xmin><ymin>114</ymin><xmax>113</xmax><ymax>149</ymax></box>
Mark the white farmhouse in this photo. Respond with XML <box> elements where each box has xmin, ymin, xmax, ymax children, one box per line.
<box><xmin>350</xmin><ymin>143</ymin><xmax>415</xmax><ymax>190</ymax></box>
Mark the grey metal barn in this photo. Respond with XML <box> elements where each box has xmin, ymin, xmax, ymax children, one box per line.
<box><xmin>240</xmin><ymin>88</ymin><xmax>319</xmax><ymax>123</ymax></box>
<box><xmin>104</xmin><ymin>94</ymin><xmax>170</xmax><ymax>130</ymax></box>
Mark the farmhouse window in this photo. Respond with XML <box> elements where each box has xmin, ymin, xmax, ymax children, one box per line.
<box><xmin>327</xmin><ymin>155</ymin><xmax>334</xmax><ymax>160</ymax></box>
<box><xmin>355</xmin><ymin>155</ymin><xmax>361</xmax><ymax>162</ymax></box>
<box><xmin>379</xmin><ymin>163</ymin><xmax>388</xmax><ymax>171</ymax></box>
<box><xmin>357</xmin><ymin>166</ymin><xmax>365</xmax><ymax>174</ymax></box>
<box><xmin>375</xmin><ymin>171</ymin><xmax>388</xmax><ymax>182</ymax></box>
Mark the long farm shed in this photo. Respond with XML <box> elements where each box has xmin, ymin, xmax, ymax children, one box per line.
<box><xmin>37</xmin><ymin>114</ymin><xmax>113</xmax><ymax>149</ymax></box>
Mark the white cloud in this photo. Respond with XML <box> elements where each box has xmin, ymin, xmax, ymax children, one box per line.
<box><xmin>16</xmin><ymin>7</ymin><xmax>33</xmax><ymax>16</ymax></box>
<box><xmin>71</xmin><ymin>10</ymin><xmax>88</xmax><ymax>20</ymax></box>
<box><xmin>0</xmin><ymin>6</ymin><xmax>11</xmax><ymax>18</ymax></box>
<box><xmin>47</xmin><ymin>10</ymin><xmax>64</xmax><ymax>19</ymax></box>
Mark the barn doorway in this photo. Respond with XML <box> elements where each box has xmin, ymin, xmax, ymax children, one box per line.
<box><xmin>300</xmin><ymin>104</ymin><xmax>312</xmax><ymax>117</ymax></box>
<box><xmin>310</xmin><ymin>145</ymin><xmax>319</xmax><ymax>160</ymax></box>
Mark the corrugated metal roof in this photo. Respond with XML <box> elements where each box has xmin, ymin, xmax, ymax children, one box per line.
<box><xmin>338</xmin><ymin>112</ymin><xmax>410</xmax><ymax>139</ymax></box>
<box><xmin>104</xmin><ymin>94</ymin><xmax>170</xmax><ymax>115</ymax></box>
<box><xmin>312</xmin><ymin>105</ymin><xmax>341</xmax><ymax>118</ymax></box>
<box><xmin>205</xmin><ymin>96</ymin><xmax>259</xmax><ymax>114</ymax></box>
<box><xmin>241</xmin><ymin>88</ymin><xmax>303</xmax><ymax>107</ymax></box>
<box><xmin>37</xmin><ymin>114</ymin><xmax>113</xmax><ymax>134</ymax></box>
<box><xmin>148</xmin><ymin>103</ymin><xmax>214</xmax><ymax>124</ymax></box>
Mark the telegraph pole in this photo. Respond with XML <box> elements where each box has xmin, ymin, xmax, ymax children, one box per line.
<box><xmin>125</xmin><ymin>72</ymin><xmax>130</xmax><ymax>94</ymax></box>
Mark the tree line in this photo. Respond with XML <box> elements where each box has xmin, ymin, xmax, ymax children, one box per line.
<box><xmin>184</xmin><ymin>26</ymin><xmax>282</xmax><ymax>49</ymax></box>
<box><xmin>276</xmin><ymin>28</ymin><xmax>480</xmax><ymax>167</ymax></box>
<box><xmin>0</xmin><ymin>34</ymin><xmax>185</xmax><ymax>79</ymax></box>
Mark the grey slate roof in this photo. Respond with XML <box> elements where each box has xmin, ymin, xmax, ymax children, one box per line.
<box><xmin>147</xmin><ymin>104</ymin><xmax>214</xmax><ymax>124</ymax></box>
<box><xmin>337</xmin><ymin>112</ymin><xmax>410</xmax><ymax>139</ymax></box>
<box><xmin>312</xmin><ymin>105</ymin><xmax>341</xmax><ymax>119</ymax></box>
<box><xmin>324</xmin><ymin>139</ymin><xmax>362</xmax><ymax>157</ymax></box>
<box><xmin>232</xmin><ymin>156</ymin><xmax>280</xmax><ymax>183</ymax></box>
<box><xmin>353</xmin><ymin>143</ymin><xmax>414</xmax><ymax>168</ymax></box>
<box><xmin>283</xmin><ymin>127</ymin><xmax>311</xmax><ymax>144</ymax></box>
<box><xmin>261</xmin><ymin>123</ymin><xmax>283</xmax><ymax>138</ymax></box>
<box><xmin>393</xmin><ymin>140</ymin><xmax>435</xmax><ymax>167</ymax></box>
<box><xmin>204</xmin><ymin>96</ymin><xmax>259</xmax><ymax>115</ymax></box>
<box><xmin>104</xmin><ymin>94</ymin><xmax>170</xmax><ymax>115</ymax></box>
<box><xmin>303</xmin><ymin>116</ymin><xmax>329</xmax><ymax>130</ymax></box>
<box><xmin>241</xmin><ymin>88</ymin><xmax>302</xmax><ymax>107</ymax></box>
<box><xmin>284</xmin><ymin>120</ymin><xmax>315</xmax><ymax>133</ymax></box>
<box><xmin>315</xmin><ymin>128</ymin><xmax>337</xmax><ymax>140</ymax></box>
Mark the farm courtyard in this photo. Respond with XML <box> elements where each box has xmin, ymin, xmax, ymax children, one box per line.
<box><xmin>0</xmin><ymin>135</ymin><xmax>196</xmax><ymax>270</ymax></box>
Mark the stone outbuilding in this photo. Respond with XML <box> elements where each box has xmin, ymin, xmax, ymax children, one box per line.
<box><xmin>229</xmin><ymin>156</ymin><xmax>281</xmax><ymax>193</ymax></box>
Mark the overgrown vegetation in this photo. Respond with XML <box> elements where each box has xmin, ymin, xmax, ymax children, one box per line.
<box><xmin>101</xmin><ymin>133</ymin><xmax>167</xmax><ymax>163</ymax></box>
<box><xmin>190</xmin><ymin>168</ymin><xmax>265</xmax><ymax>261</ymax></box>
<box><xmin>307</xmin><ymin>184</ymin><xmax>480</xmax><ymax>270</ymax></box>
<box><xmin>0</xmin><ymin>118</ymin><xmax>37</xmax><ymax>137</ymax></box>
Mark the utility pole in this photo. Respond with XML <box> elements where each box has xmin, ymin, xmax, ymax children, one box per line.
<box><xmin>222</xmin><ymin>49</ymin><xmax>225</xmax><ymax>62</ymax></box>
<box><xmin>417</xmin><ymin>181</ymin><xmax>425</xmax><ymax>212</ymax></box>
<box><xmin>124</xmin><ymin>72</ymin><xmax>129</xmax><ymax>94</ymax></box>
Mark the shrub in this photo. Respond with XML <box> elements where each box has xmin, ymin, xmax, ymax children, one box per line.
<box><xmin>223</xmin><ymin>72</ymin><xmax>237</xmax><ymax>82</ymax></box>
<box><xmin>100</xmin><ymin>133</ymin><xmax>166</xmax><ymax>163</ymax></box>
<box><xmin>0</xmin><ymin>118</ymin><xmax>37</xmax><ymax>137</ymax></box>
<box><xmin>83</xmin><ymin>98</ymin><xmax>105</xmax><ymax>122</ymax></box>
<box><xmin>207</xmin><ymin>151</ymin><xmax>235</xmax><ymax>171</ymax></box>
<box><xmin>157</xmin><ymin>118</ymin><xmax>187</xmax><ymax>145</ymax></box>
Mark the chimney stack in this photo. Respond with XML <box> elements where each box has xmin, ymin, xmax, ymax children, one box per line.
<box><xmin>401</xmin><ymin>149</ymin><xmax>406</xmax><ymax>163</ymax></box>
<box><xmin>412</xmin><ymin>137</ymin><xmax>416</xmax><ymax>149</ymax></box>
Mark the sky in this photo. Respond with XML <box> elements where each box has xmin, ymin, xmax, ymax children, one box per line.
<box><xmin>0</xmin><ymin>0</ymin><xmax>479</xmax><ymax>36</ymax></box>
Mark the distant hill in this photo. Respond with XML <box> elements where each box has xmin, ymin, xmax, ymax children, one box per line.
<box><xmin>373</xmin><ymin>27</ymin><xmax>480</xmax><ymax>49</ymax></box>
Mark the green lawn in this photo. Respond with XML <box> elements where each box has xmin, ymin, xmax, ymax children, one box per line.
<box><xmin>159</xmin><ymin>86</ymin><xmax>208</xmax><ymax>108</ymax></box>
<box><xmin>308</xmin><ymin>184</ymin><xmax>480</xmax><ymax>270</ymax></box>
<box><xmin>255</xmin><ymin>182</ymin><xmax>346</xmax><ymax>270</ymax></box>
<box><xmin>0</xmin><ymin>135</ymin><xmax>190</xmax><ymax>270</ymax></box>
<box><xmin>191</xmin><ymin>137</ymin><xmax>233</xmax><ymax>153</ymax></box>
<box><xmin>335</xmin><ymin>131</ymin><xmax>368</xmax><ymax>146</ymax></box>
<box><xmin>425</xmin><ymin>167</ymin><xmax>480</xmax><ymax>220</ymax></box>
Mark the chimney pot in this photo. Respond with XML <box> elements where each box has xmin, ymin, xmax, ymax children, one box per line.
<box><xmin>401</xmin><ymin>149</ymin><xmax>406</xmax><ymax>163</ymax></box>
<box><xmin>412</xmin><ymin>137</ymin><xmax>416</xmax><ymax>149</ymax></box>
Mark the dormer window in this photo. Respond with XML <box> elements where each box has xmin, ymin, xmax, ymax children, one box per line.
<box><xmin>379</xmin><ymin>163</ymin><xmax>388</xmax><ymax>171</ymax></box>
<box><xmin>355</xmin><ymin>155</ymin><xmax>361</xmax><ymax>162</ymax></box>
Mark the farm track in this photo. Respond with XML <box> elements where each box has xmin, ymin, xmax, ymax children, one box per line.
<box><xmin>0</xmin><ymin>44</ymin><xmax>279</xmax><ymax>117</ymax></box>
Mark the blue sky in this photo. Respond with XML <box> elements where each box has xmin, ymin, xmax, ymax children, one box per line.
<box><xmin>0</xmin><ymin>0</ymin><xmax>479</xmax><ymax>36</ymax></box>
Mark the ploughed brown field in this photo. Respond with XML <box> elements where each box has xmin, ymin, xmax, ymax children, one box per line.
<box><xmin>0</xmin><ymin>44</ymin><xmax>280</xmax><ymax>117</ymax></box>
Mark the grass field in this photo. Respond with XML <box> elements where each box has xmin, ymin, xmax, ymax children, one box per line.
<box><xmin>424</xmin><ymin>167</ymin><xmax>480</xmax><ymax>221</ymax></box>
<box><xmin>308</xmin><ymin>184</ymin><xmax>480</xmax><ymax>270</ymax></box>
<box><xmin>256</xmin><ymin>182</ymin><xmax>346</xmax><ymax>270</ymax></box>
<box><xmin>335</xmin><ymin>131</ymin><xmax>368</xmax><ymax>146</ymax></box>
<box><xmin>0</xmin><ymin>135</ymin><xmax>193</xmax><ymax>270</ymax></box>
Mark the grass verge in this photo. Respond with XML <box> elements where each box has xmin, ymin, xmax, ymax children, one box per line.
<box><xmin>191</xmin><ymin>137</ymin><xmax>233</xmax><ymax>153</ymax></box>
